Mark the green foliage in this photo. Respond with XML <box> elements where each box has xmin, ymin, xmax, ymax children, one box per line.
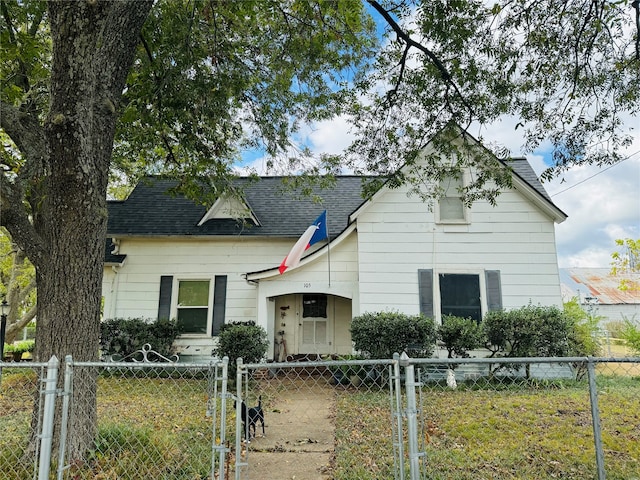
<box><xmin>3</xmin><ymin>339</ymin><xmax>34</xmax><ymax>354</ymax></box>
<box><xmin>438</xmin><ymin>315</ymin><xmax>484</xmax><ymax>359</ymax></box>
<box><xmin>0</xmin><ymin>230</ymin><xmax>37</xmax><ymax>342</ymax></box>
<box><xmin>563</xmin><ymin>298</ymin><xmax>601</xmax><ymax>357</ymax></box>
<box><xmin>610</xmin><ymin>238</ymin><xmax>640</xmax><ymax>292</ymax></box>
<box><xmin>350</xmin><ymin>311</ymin><xmax>437</xmax><ymax>359</ymax></box>
<box><xmin>483</xmin><ymin>305</ymin><xmax>572</xmax><ymax>358</ymax></box>
<box><xmin>110</xmin><ymin>0</ymin><xmax>377</xmax><ymax>198</ymax></box>
<box><xmin>99</xmin><ymin>318</ymin><xmax>181</xmax><ymax>360</ymax></box>
<box><xmin>213</xmin><ymin>321</ymin><xmax>268</xmax><ymax>363</ymax></box>
<box><xmin>621</xmin><ymin>318</ymin><xmax>640</xmax><ymax>355</ymax></box>
<box><xmin>346</xmin><ymin>0</ymin><xmax>638</xmax><ymax>202</ymax></box>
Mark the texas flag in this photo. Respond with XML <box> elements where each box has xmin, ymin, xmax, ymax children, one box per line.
<box><xmin>279</xmin><ymin>210</ymin><xmax>328</xmax><ymax>274</ymax></box>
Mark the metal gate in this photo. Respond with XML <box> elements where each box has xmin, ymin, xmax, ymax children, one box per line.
<box><xmin>233</xmin><ymin>356</ymin><xmax>406</xmax><ymax>480</ymax></box>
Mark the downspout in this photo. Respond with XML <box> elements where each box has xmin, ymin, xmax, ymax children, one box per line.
<box><xmin>109</xmin><ymin>265</ymin><xmax>120</xmax><ymax>319</ymax></box>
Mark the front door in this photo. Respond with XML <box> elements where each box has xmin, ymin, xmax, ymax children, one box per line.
<box><xmin>299</xmin><ymin>293</ymin><xmax>332</xmax><ymax>354</ymax></box>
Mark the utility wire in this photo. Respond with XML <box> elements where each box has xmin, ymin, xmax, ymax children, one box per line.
<box><xmin>550</xmin><ymin>150</ymin><xmax>640</xmax><ymax>197</ymax></box>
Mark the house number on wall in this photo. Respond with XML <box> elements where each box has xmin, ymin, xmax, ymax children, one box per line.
<box><xmin>303</xmin><ymin>282</ymin><xmax>311</xmax><ymax>288</ymax></box>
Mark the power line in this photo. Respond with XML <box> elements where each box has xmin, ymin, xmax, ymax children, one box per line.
<box><xmin>550</xmin><ymin>151</ymin><xmax>640</xmax><ymax>197</ymax></box>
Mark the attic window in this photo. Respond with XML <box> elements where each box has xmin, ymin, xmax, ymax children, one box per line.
<box><xmin>438</xmin><ymin>175</ymin><xmax>466</xmax><ymax>222</ymax></box>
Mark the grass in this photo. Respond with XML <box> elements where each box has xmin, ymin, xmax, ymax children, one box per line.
<box><xmin>333</xmin><ymin>376</ymin><xmax>640</xmax><ymax>480</ymax></box>
<box><xmin>1</xmin><ymin>367</ymin><xmax>639</xmax><ymax>479</ymax></box>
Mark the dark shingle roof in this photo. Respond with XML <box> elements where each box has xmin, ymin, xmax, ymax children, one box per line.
<box><xmin>107</xmin><ymin>162</ymin><xmax>561</xmax><ymax>239</ymax></box>
<box><xmin>107</xmin><ymin>176</ymin><xmax>368</xmax><ymax>238</ymax></box>
<box><xmin>506</xmin><ymin>158</ymin><xmax>554</xmax><ymax>202</ymax></box>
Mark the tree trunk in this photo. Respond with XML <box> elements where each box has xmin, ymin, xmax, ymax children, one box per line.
<box><xmin>28</xmin><ymin>0</ymin><xmax>152</xmax><ymax>461</ymax></box>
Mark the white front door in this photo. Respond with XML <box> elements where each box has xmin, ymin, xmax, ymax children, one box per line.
<box><xmin>299</xmin><ymin>294</ymin><xmax>332</xmax><ymax>354</ymax></box>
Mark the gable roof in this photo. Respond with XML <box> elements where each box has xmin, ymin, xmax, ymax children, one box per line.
<box><xmin>106</xmin><ymin>160</ymin><xmax>564</xmax><ymax>239</ymax></box>
<box><xmin>506</xmin><ymin>158</ymin><xmax>553</xmax><ymax>202</ymax></box>
<box><xmin>107</xmin><ymin>176</ymin><xmax>368</xmax><ymax>239</ymax></box>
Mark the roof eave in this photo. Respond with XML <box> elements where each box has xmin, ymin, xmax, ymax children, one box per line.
<box><xmin>245</xmin><ymin>223</ymin><xmax>357</xmax><ymax>281</ymax></box>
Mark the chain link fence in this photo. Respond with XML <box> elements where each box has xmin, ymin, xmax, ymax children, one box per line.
<box><xmin>0</xmin><ymin>361</ymin><xmax>47</xmax><ymax>480</ymax></box>
<box><xmin>412</xmin><ymin>357</ymin><xmax>640</xmax><ymax>480</ymax></box>
<box><xmin>1</xmin><ymin>355</ymin><xmax>638</xmax><ymax>479</ymax></box>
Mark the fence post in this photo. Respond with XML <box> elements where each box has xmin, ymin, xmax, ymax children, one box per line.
<box><xmin>235</xmin><ymin>357</ymin><xmax>244</xmax><ymax>480</ymax></box>
<box><xmin>392</xmin><ymin>352</ymin><xmax>406</xmax><ymax>480</ymax></box>
<box><xmin>401</xmin><ymin>352</ymin><xmax>421</xmax><ymax>480</ymax></box>
<box><xmin>587</xmin><ymin>357</ymin><xmax>606</xmax><ymax>480</ymax></box>
<box><xmin>217</xmin><ymin>356</ymin><xmax>229</xmax><ymax>480</ymax></box>
<box><xmin>38</xmin><ymin>355</ymin><xmax>58</xmax><ymax>480</ymax></box>
<box><xmin>56</xmin><ymin>355</ymin><xmax>73</xmax><ymax>480</ymax></box>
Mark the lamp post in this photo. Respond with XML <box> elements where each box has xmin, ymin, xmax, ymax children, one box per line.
<box><xmin>0</xmin><ymin>299</ymin><xmax>8</xmax><ymax>362</ymax></box>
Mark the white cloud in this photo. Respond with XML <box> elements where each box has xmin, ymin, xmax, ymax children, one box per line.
<box><xmin>305</xmin><ymin>116</ymin><xmax>355</xmax><ymax>155</ymax></box>
<box><xmin>476</xmin><ymin>114</ymin><xmax>640</xmax><ymax>268</ymax></box>
<box><xmin>540</xmin><ymin>154</ymin><xmax>640</xmax><ymax>267</ymax></box>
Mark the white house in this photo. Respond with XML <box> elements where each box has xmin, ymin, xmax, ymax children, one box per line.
<box><xmin>102</xmin><ymin>134</ymin><xmax>567</xmax><ymax>361</ymax></box>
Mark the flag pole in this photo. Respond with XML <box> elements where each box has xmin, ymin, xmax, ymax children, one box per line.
<box><xmin>326</xmin><ymin>210</ymin><xmax>331</xmax><ymax>287</ymax></box>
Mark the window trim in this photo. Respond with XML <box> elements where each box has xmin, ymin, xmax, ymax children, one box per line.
<box><xmin>435</xmin><ymin>173</ymin><xmax>470</xmax><ymax>225</ymax></box>
<box><xmin>433</xmin><ymin>269</ymin><xmax>488</xmax><ymax>324</ymax></box>
<box><xmin>172</xmin><ymin>276</ymin><xmax>214</xmax><ymax>337</ymax></box>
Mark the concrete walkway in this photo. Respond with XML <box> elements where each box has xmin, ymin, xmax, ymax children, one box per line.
<box><xmin>240</xmin><ymin>382</ymin><xmax>336</xmax><ymax>479</ymax></box>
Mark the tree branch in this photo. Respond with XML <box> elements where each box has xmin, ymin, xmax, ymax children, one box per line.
<box><xmin>366</xmin><ymin>0</ymin><xmax>474</xmax><ymax>115</ymax></box>
<box><xmin>5</xmin><ymin>305</ymin><xmax>36</xmax><ymax>344</ymax></box>
<box><xmin>633</xmin><ymin>0</ymin><xmax>640</xmax><ymax>60</ymax></box>
<box><xmin>0</xmin><ymin>101</ymin><xmax>48</xmax><ymax>176</ymax></box>
<box><xmin>0</xmin><ymin>175</ymin><xmax>46</xmax><ymax>268</ymax></box>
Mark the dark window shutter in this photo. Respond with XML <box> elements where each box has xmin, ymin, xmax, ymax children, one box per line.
<box><xmin>485</xmin><ymin>270</ymin><xmax>502</xmax><ymax>312</ymax></box>
<box><xmin>212</xmin><ymin>275</ymin><xmax>227</xmax><ymax>336</ymax></box>
<box><xmin>418</xmin><ymin>269</ymin><xmax>434</xmax><ymax>318</ymax></box>
<box><xmin>158</xmin><ymin>276</ymin><xmax>173</xmax><ymax>320</ymax></box>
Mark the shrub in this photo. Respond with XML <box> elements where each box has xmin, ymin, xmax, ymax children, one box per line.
<box><xmin>621</xmin><ymin>317</ymin><xmax>640</xmax><ymax>354</ymax></box>
<box><xmin>350</xmin><ymin>311</ymin><xmax>437</xmax><ymax>359</ymax></box>
<box><xmin>438</xmin><ymin>315</ymin><xmax>484</xmax><ymax>359</ymax></box>
<box><xmin>563</xmin><ymin>298</ymin><xmax>601</xmax><ymax>357</ymax></box>
<box><xmin>100</xmin><ymin>318</ymin><xmax>181</xmax><ymax>360</ymax></box>
<box><xmin>213</xmin><ymin>321</ymin><xmax>268</xmax><ymax>363</ymax></box>
<box><xmin>483</xmin><ymin>305</ymin><xmax>572</xmax><ymax>359</ymax></box>
<box><xmin>4</xmin><ymin>340</ymin><xmax>35</xmax><ymax>354</ymax></box>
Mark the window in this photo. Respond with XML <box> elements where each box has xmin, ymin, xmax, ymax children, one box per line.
<box><xmin>157</xmin><ymin>275</ymin><xmax>227</xmax><ymax>336</ymax></box>
<box><xmin>438</xmin><ymin>273</ymin><xmax>481</xmax><ymax>322</ymax></box>
<box><xmin>177</xmin><ymin>280</ymin><xmax>210</xmax><ymax>334</ymax></box>
<box><xmin>302</xmin><ymin>294</ymin><xmax>327</xmax><ymax>318</ymax></box>
<box><xmin>301</xmin><ymin>294</ymin><xmax>328</xmax><ymax>348</ymax></box>
<box><xmin>418</xmin><ymin>269</ymin><xmax>502</xmax><ymax>323</ymax></box>
<box><xmin>438</xmin><ymin>175</ymin><xmax>465</xmax><ymax>222</ymax></box>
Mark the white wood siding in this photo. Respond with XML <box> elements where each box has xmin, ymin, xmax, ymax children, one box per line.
<box><xmin>102</xmin><ymin>233</ymin><xmax>360</xmax><ymax>323</ymax></box>
<box><xmin>355</xmin><ymin>182</ymin><xmax>563</xmax><ymax>319</ymax></box>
